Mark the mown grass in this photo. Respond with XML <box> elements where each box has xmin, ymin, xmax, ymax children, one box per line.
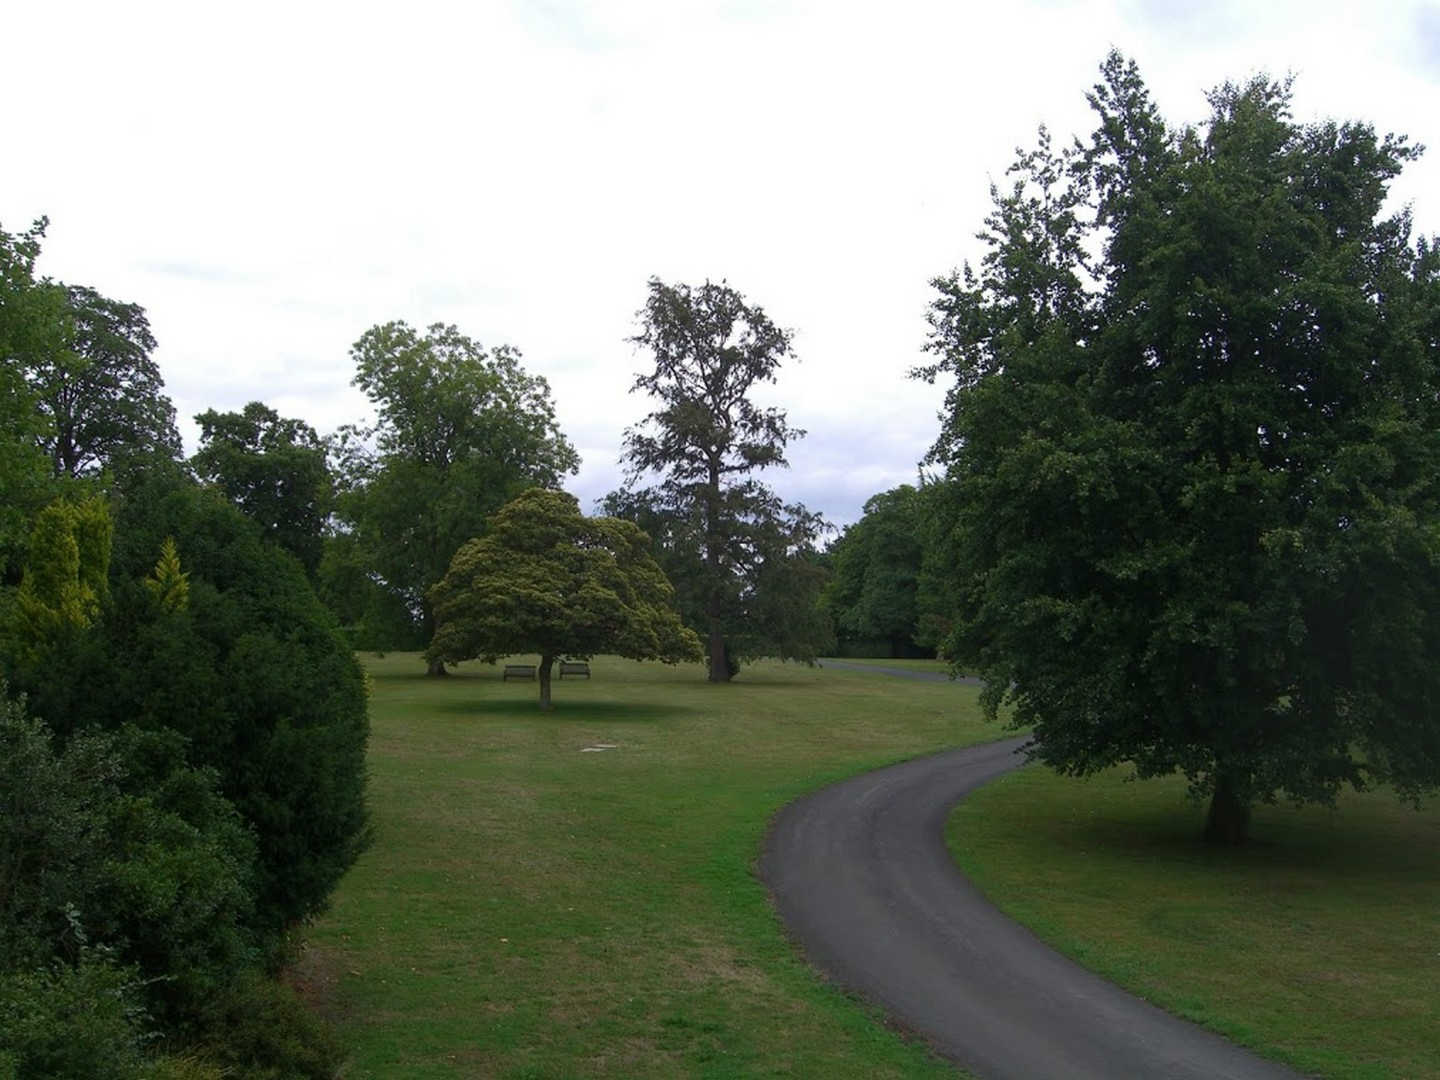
<box><xmin>821</xmin><ymin>657</ymin><xmax>951</xmax><ymax>674</ymax></box>
<box><xmin>297</xmin><ymin>654</ymin><xmax>997</xmax><ymax>1078</ymax></box>
<box><xmin>948</xmin><ymin>765</ymin><xmax>1440</xmax><ymax>1080</ymax></box>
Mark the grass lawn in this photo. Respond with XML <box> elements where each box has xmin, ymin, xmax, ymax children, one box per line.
<box><xmin>295</xmin><ymin>654</ymin><xmax>997</xmax><ymax>1078</ymax></box>
<box><xmin>821</xmin><ymin>657</ymin><xmax>953</xmax><ymax>675</ymax></box>
<box><xmin>949</xmin><ymin>765</ymin><xmax>1440</xmax><ymax>1080</ymax></box>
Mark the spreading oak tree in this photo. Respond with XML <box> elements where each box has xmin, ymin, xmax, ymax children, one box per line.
<box><xmin>921</xmin><ymin>53</ymin><xmax>1440</xmax><ymax>843</ymax></box>
<box><xmin>427</xmin><ymin>488</ymin><xmax>702</xmax><ymax>709</ymax></box>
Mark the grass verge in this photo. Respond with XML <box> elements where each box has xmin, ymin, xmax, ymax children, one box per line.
<box><xmin>297</xmin><ymin>654</ymin><xmax>997</xmax><ymax>1078</ymax></box>
<box><xmin>821</xmin><ymin>657</ymin><xmax>952</xmax><ymax>674</ymax></box>
<box><xmin>948</xmin><ymin>764</ymin><xmax>1440</xmax><ymax>1080</ymax></box>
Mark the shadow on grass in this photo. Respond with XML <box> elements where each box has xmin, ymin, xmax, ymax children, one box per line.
<box><xmin>1018</xmin><ymin>792</ymin><xmax>1438</xmax><ymax>877</ymax></box>
<box><xmin>430</xmin><ymin>698</ymin><xmax>695</xmax><ymax>723</ymax></box>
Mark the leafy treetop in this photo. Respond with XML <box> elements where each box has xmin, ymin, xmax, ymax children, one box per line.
<box><xmin>27</xmin><ymin>284</ymin><xmax>180</xmax><ymax>478</ymax></box>
<box><xmin>331</xmin><ymin>321</ymin><xmax>580</xmax><ymax>667</ymax></box>
<box><xmin>616</xmin><ymin>278</ymin><xmax>827</xmax><ymax>681</ymax></box>
<box><xmin>192</xmin><ymin>401</ymin><xmax>332</xmax><ymax>577</ymax></box>
<box><xmin>427</xmin><ymin>488</ymin><xmax>702</xmax><ymax>708</ymax></box>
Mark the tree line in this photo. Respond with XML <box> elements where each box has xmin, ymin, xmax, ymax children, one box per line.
<box><xmin>0</xmin><ymin>223</ymin><xmax>839</xmax><ymax>1071</ymax></box>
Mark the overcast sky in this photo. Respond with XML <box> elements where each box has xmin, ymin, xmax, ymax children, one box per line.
<box><xmin>7</xmin><ymin>0</ymin><xmax>1438</xmax><ymax>528</ymax></box>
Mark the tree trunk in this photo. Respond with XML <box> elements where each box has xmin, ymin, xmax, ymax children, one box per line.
<box><xmin>708</xmin><ymin>627</ymin><xmax>729</xmax><ymax>683</ymax></box>
<box><xmin>1203</xmin><ymin>770</ymin><xmax>1250</xmax><ymax>845</ymax></box>
<box><xmin>704</xmin><ymin>456</ymin><xmax>731</xmax><ymax>682</ymax></box>
<box><xmin>538</xmin><ymin>654</ymin><xmax>554</xmax><ymax>711</ymax></box>
<box><xmin>426</xmin><ymin>658</ymin><xmax>448</xmax><ymax>677</ymax></box>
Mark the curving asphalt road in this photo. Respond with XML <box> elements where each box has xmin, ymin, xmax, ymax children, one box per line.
<box><xmin>758</xmin><ymin>739</ymin><xmax>1303</xmax><ymax>1079</ymax></box>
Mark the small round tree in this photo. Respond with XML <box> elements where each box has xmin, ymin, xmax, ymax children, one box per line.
<box><xmin>427</xmin><ymin>488</ymin><xmax>703</xmax><ymax>708</ymax></box>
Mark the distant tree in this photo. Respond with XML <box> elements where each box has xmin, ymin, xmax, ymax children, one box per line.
<box><xmin>25</xmin><ymin>284</ymin><xmax>180</xmax><ymax>478</ymax></box>
<box><xmin>920</xmin><ymin>52</ymin><xmax>1440</xmax><ymax>843</ymax></box>
<box><xmin>612</xmin><ymin>278</ymin><xmax>829</xmax><ymax>681</ymax></box>
<box><xmin>333</xmin><ymin>321</ymin><xmax>579</xmax><ymax>672</ymax></box>
<box><xmin>824</xmin><ymin>485</ymin><xmax>928</xmax><ymax>657</ymax></box>
<box><xmin>428</xmin><ymin>488</ymin><xmax>702</xmax><ymax>709</ymax></box>
<box><xmin>192</xmin><ymin>401</ymin><xmax>332</xmax><ymax>576</ymax></box>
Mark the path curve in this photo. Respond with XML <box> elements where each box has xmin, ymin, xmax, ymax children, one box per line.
<box><xmin>759</xmin><ymin>739</ymin><xmax>1303</xmax><ymax>1079</ymax></box>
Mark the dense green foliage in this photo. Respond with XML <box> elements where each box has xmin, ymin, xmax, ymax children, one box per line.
<box><xmin>26</xmin><ymin>284</ymin><xmax>180</xmax><ymax>480</ymax></box>
<box><xmin>0</xmin><ymin>220</ymin><xmax>63</xmax><ymax>578</ymax></box>
<box><xmin>11</xmin><ymin>498</ymin><xmax>112</xmax><ymax>652</ymax></box>
<box><xmin>1</xmin><ymin>475</ymin><xmax>367</xmax><ymax>1072</ymax></box>
<box><xmin>12</xmin><ymin>479</ymin><xmax>371</xmax><ymax>938</ymax></box>
<box><xmin>609</xmin><ymin>278</ymin><xmax>830</xmax><ymax>681</ymax></box>
<box><xmin>824</xmin><ymin>484</ymin><xmax>930</xmax><ymax>657</ymax></box>
<box><xmin>0</xmin><ymin>693</ymin><xmax>255</xmax><ymax>1018</ymax></box>
<box><xmin>192</xmin><ymin>402</ymin><xmax>333</xmax><ymax>577</ymax></box>
<box><xmin>920</xmin><ymin>53</ymin><xmax>1440</xmax><ymax>841</ymax></box>
<box><xmin>428</xmin><ymin>488</ymin><xmax>702</xmax><ymax>707</ymax></box>
<box><xmin>326</xmin><ymin>321</ymin><xmax>579</xmax><ymax>664</ymax></box>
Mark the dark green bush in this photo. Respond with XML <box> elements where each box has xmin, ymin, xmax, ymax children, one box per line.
<box><xmin>192</xmin><ymin>971</ymin><xmax>345</xmax><ymax>1080</ymax></box>
<box><xmin>11</xmin><ymin>477</ymin><xmax>370</xmax><ymax>945</ymax></box>
<box><xmin>0</xmin><ymin>949</ymin><xmax>151</xmax><ymax>1080</ymax></box>
<box><xmin>0</xmin><ymin>694</ymin><xmax>255</xmax><ymax>1022</ymax></box>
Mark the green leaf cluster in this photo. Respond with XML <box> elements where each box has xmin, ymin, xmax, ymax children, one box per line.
<box><xmin>428</xmin><ymin>488</ymin><xmax>701</xmax><ymax>705</ymax></box>
<box><xmin>142</xmin><ymin>537</ymin><xmax>189</xmax><ymax>613</ymax></box>
<box><xmin>191</xmin><ymin>402</ymin><xmax>332</xmax><ymax>578</ymax></box>
<box><xmin>14</xmin><ymin>498</ymin><xmax>111</xmax><ymax>648</ymax></box>
<box><xmin>326</xmin><ymin>322</ymin><xmax>579</xmax><ymax>656</ymax></box>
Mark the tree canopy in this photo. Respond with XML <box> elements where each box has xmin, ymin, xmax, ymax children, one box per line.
<box><xmin>26</xmin><ymin>284</ymin><xmax>181</xmax><ymax>479</ymax></box>
<box><xmin>920</xmin><ymin>52</ymin><xmax>1440</xmax><ymax>843</ymax></box>
<box><xmin>193</xmin><ymin>401</ymin><xmax>333</xmax><ymax>576</ymax></box>
<box><xmin>824</xmin><ymin>484</ymin><xmax>929</xmax><ymax>657</ymax></box>
<box><xmin>428</xmin><ymin>488</ymin><xmax>702</xmax><ymax>708</ymax></box>
<box><xmin>329</xmin><ymin>321</ymin><xmax>579</xmax><ymax>668</ymax></box>
<box><xmin>610</xmin><ymin>278</ymin><xmax>829</xmax><ymax>681</ymax></box>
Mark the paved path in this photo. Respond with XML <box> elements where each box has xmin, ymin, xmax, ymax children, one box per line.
<box><xmin>759</xmin><ymin>739</ymin><xmax>1303</xmax><ymax>1079</ymax></box>
<box><xmin>818</xmin><ymin>659</ymin><xmax>983</xmax><ymax>685</ymax></box>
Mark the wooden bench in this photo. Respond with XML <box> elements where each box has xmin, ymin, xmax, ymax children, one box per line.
<box><xmin>503</xmin><ymin>664</ymin><xmax>536</xmax><ymax>681</ymax></box>
<box><xmin>558</xmin><ymin>660</ymin><xmax>591</xmax><ymax>679</ymax></box>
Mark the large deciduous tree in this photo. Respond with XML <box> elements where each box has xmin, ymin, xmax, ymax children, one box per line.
<box><xmin>192</xmin><ymin>401</ymin><xmax>332</xmax><ymax>577</ymax></box>
<box><xmin>332</xmin><ymin>322</ymin><xmax>579</xmax><ymax>672</ymax></box>
<box><xmin>427</xmin><ymin>488</ymin><xmax>702</xmax><ymax>709</ymax></box>
<box><xmin>920</xmin><ymin>52</ymin><xmax>1440</xmax><ymax>843</ymax></box>
<box><xmin>26</xmin><ymin>284</ymin><xmax>180</xmax><ymax>478</ymax></box>
<box><xmin>611</xmin><ymin>278</ymin><xmax>829</xmax><ymax>682</ymax></box>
